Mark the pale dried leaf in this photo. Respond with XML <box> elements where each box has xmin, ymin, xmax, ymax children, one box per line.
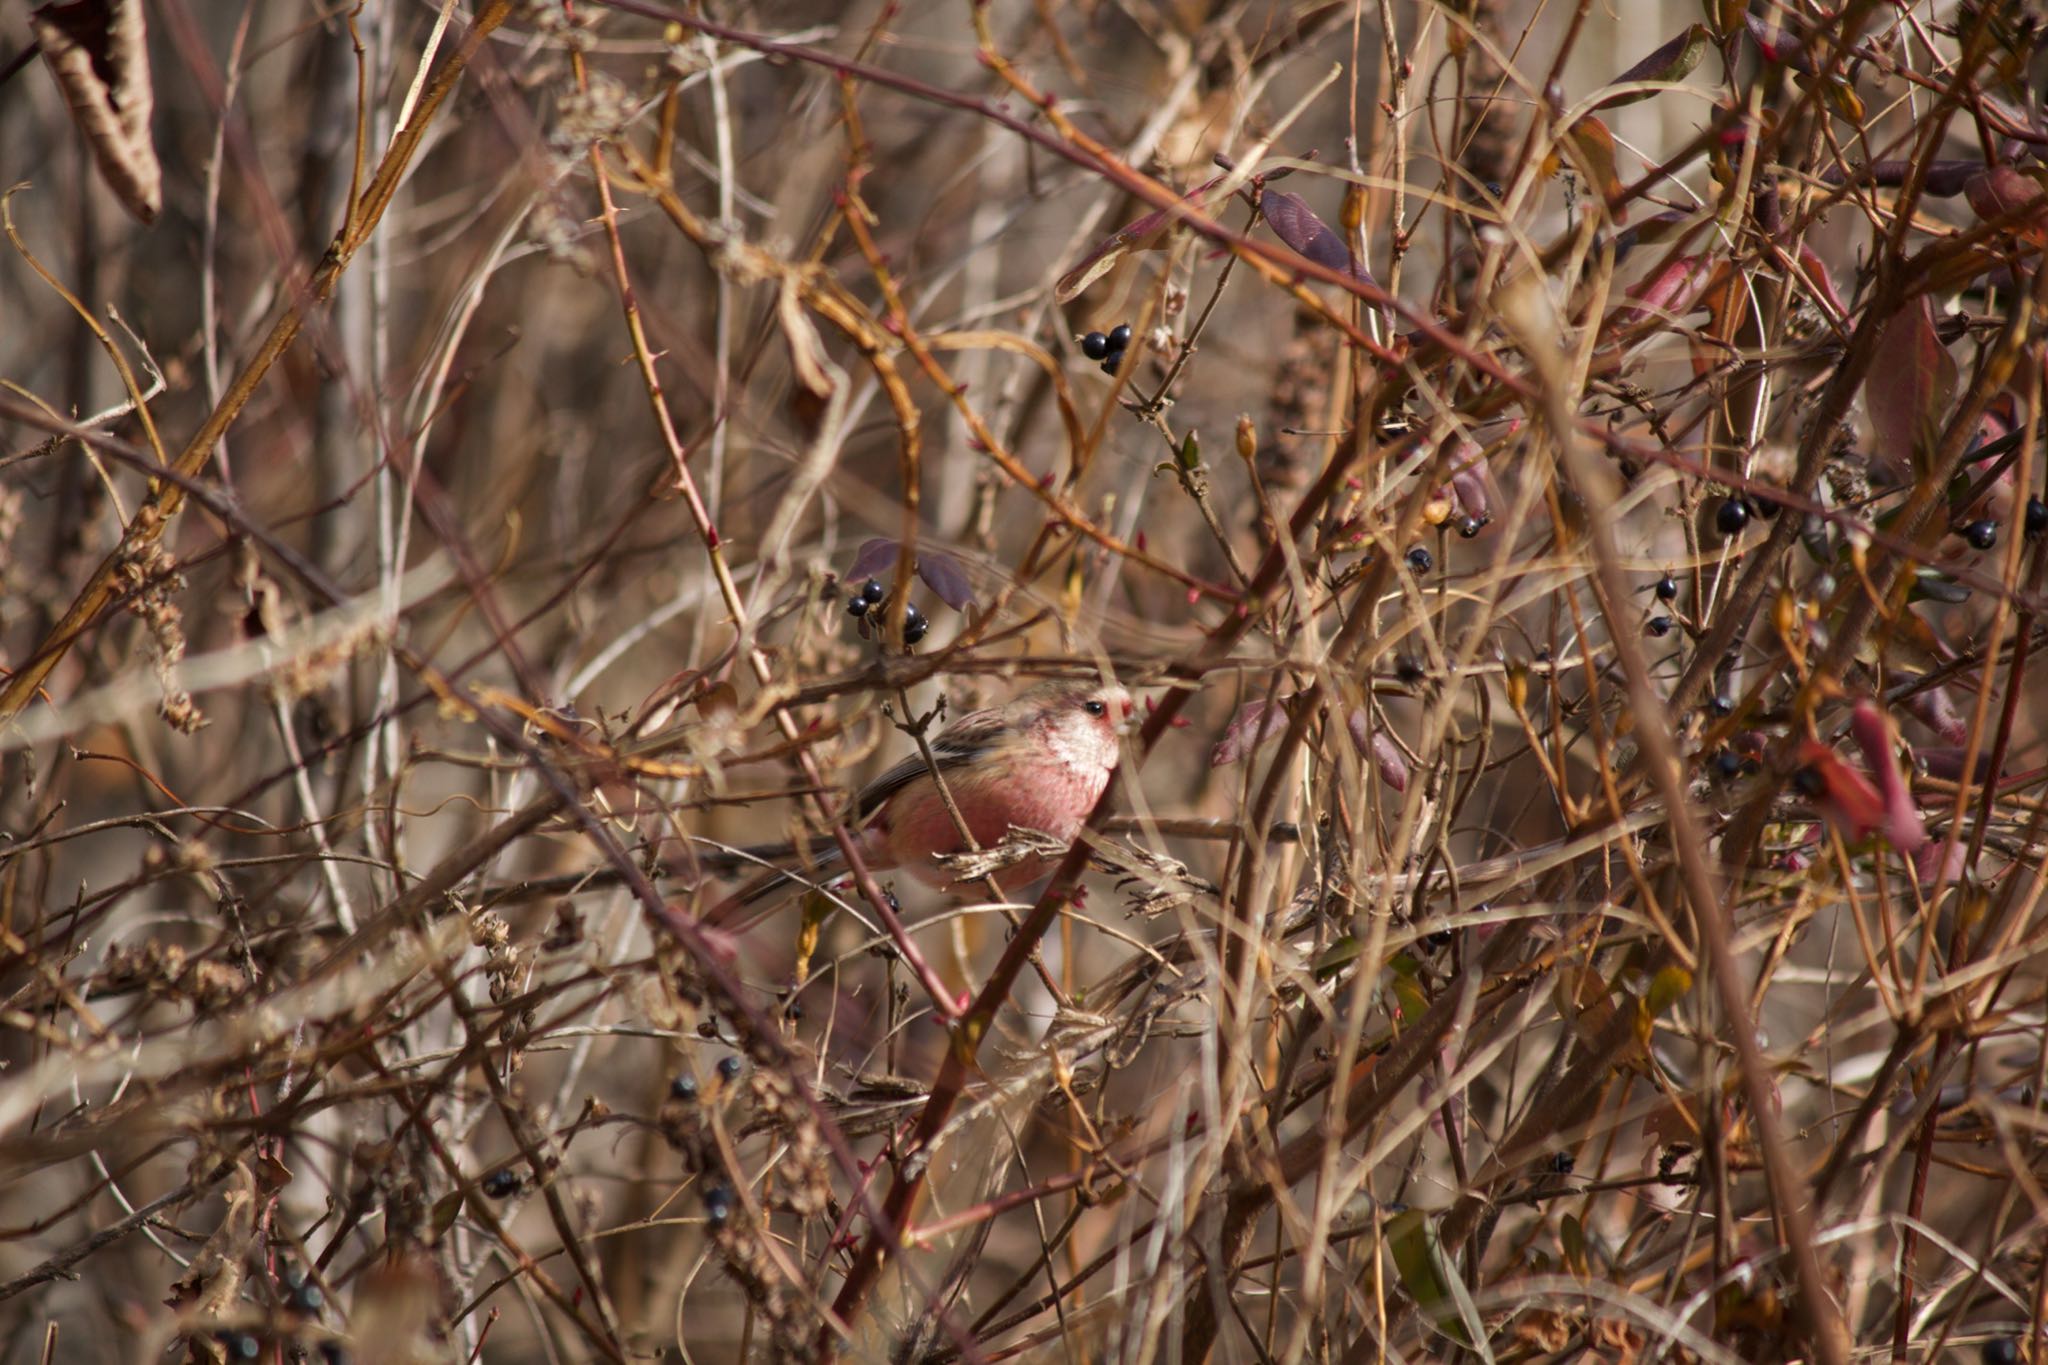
<box><xmin>33</xmin><ymin>0</ymin><xmax>160</xmax><ymax>224</ymax></box>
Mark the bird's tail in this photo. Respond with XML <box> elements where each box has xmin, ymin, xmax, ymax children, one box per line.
<box><xmin>695</xmin><ymin>837</ymin><xmax>849</xmax><ymax>927</ymax></box>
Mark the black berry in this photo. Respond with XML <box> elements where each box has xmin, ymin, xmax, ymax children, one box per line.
<box><xmin>1980</xmin><ymin>1339</ymin><xmax>2020</xmax><ymax>1365</ymax></box>
<box><xmin>1655</xmin><ymin>573</ymin><xmax>1678</xmax><ymax>601</ymax></box>
<box><xmin>671</xmin><ymin>1073</ymin><xmax>698</xmax><ymax>1102</ymax></box>
<box><xmin>1406</xmin><ymin>546</ymin><xmax>1434</xmax><ymax>574</ymax></box>
<box><xmin>2025</xmin><ymin>494</ymin><xmax>2046</xmax><ymax>540</ymax></box>
<box><xmin>717</xmin><ymin>1055</ymin><xmax>743</xmax><ymax>1082</ymax></box>
<box><xmin>1963</xmin><ymin>518</ymin><xmax>1999</xmax><ymax>550</ymax></box>
<box><xmin>289</xmin><ymin>1279</ymin><xmax>326</xmax><ymax>1314</ymax></box>
<box><xmin>1107</xmin><ymin>323</ymin><xmax>1132</xmax><ymax>350</ymax></box>
<box><xmin>1455</xmin><ymin>515</ymin><xmax>1483</xmax><ymax>538</ymax></box>
<box><xmin>1081</xmin><ymin>331</ymin><xmax>1110</xmax><ymax>360</ymax></box>
<box><xmin>1549</xmin><ymin>1150</ymin><xmax>1576</xmax><ymax>1174</ymax></box>
<box><xmin>1646</xmin><ymin>615</ymin><xmax>1674</xmax><ymax>638</ymax></box>
<box><xmin>1423</xmin><ymin>928</ymin><xmax>1454</xmax><ymax>949</ymax></box>
<box><xmin>704</xmin><ymin>1183</ymin><xmax>734</xmax><ymax>1225</ymax></box>
<box><xmin>1715</xmin><ymin>497</ymin><xmax>1751</xmax><ymax>537</ymax></box>
<box><xmin>1100</xmin><ymin>355</ymin><xmax>1123</xmax><ymax>376</ymax></box>
<box><xmin>903</xmin><ymin>618</ymin><xmax>929</xmax><ymax>645</ymax></box>
<box><xmin>482</xmin><ymin>1169</ymin><xmax>519</xmax><ymax>1199</ymax></box>
<box><xmin>1752</xmin><ymin>489</ymin><xmax>1780</xmax><ymax>518</ymax></box>
<box><xmin>1792</xmin><ymin>764</ymin><xmax>1828</xmax><ymax>798</ymax></box>
<box><xmin>846</xmin><ymin>596</ymin><xmax>869</xmax><ymax>620</ymax></box>
<box><xmin>861</xmin><ymin>578</ymin><xmax>886</xmax><ymax>604</ymax></box>
<box><xmin>1709</xmin><ymin>694</ymin><xmax>1734</xmax><ymax>717</ymax></box>
<box><xmin>1395</xmin><ymin>657</ymin><xmax>1424</xmax><ymax>685</ymax></box>
<box><xmin>1712</xmin><ymin>750</ymin><xmax>1743</xmax><ymax>780</ymax></box>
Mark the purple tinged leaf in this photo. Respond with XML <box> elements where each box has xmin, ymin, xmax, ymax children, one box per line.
<box><xmin>844</xmin><ymin>538</ymin><xmax>974</xmax><ymax>611</ymax></box>
<box><xmin>1903</xmin><ymin>681</ymin><xmax>1967</xmax><ymax>747</ymax></box>
<box><xmin>1347</xmin><ymin>710</ymin><xmax>1410</xmax><ymax>792</ymax></box>
<box><xmin>1980</xmin><ymin>94</ymin><xmax>2048</xmax><ymax>148</ymax></box>
<box><xmin>1259</xmin><ymin>190</ymin><xmax>1374</xmax><ymax>285</ymax></box>
<box><xmin>1795</xmin><ymin>245</ymin><xmax>1849</xmax><ymax>321</ymax></box>
<box><xmin>1928</xmin><ymin>162</ymin><xmax>1991</xmax><ymax>197</ymax></box>
<box><xmin>914</xmin><ymin>549</ymin><xmax>975</xmax><ymax>611</ymax></box>
<box><xmin>1055</xmin><ymin>171</ymin><xmax>1228</xmax><ymax>303</ymax></box>
<box><xmin>1444</xmin><ymin>440</ymin><xmax>1491</xmax><ymax>523</ymax></box>
<box><xmin>1743</xmin><ymin>13</ymin><xmax>1815</xmax><ymax>72</ymax></box>
<box><xmin>1597</xmin><ymin>25</ymin><xmax>1712</xmax><ymax>108</ymax></box>
<box><xmin>1913</xmin><ymin>837</ymin><xmax>1968</xmax><ymax>889</ymax></box>
<box><xmin>1916</xmin><ymin>748</ymin><xmax>1994</xmax><ymax>784</ymax></box>
<box><xmin>1820</xmin><ymin>160</ymin><xmax>1979</xmax><ymax>195</ymax></box>
<box><xmin>1864</xmin><ymin>297</ymin><xmax>1957</xmax><ymax>473</ymax></box>
<box><xmin>845</xmin><ymin>537</ymin><xmax>902</xmax><ymax>584</ymax></box>
<box><xmin>1754</xmin><ymin>178</ymin><xmax>1783</xmax><ymax>237</ymax></box>
<box><xmin>1211</xmin><ymin>699</ymin><xmax>1289</xmax><ymax>766</ymax></box>
<box><xmin>1609</xmin><ymin>253</ymin><xmax>1716</xmax><ymax>331</ymax></box>
<box><xmin>1964</xmin><ymin>165</ymin><xmax>2048</xmax><ymax>231</ymax></box>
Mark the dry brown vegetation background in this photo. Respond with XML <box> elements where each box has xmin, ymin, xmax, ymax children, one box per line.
<box><xmin>4</xmin><ymin>0</ymin><xmax>2048</xmax><ymax>1362</ymax></box>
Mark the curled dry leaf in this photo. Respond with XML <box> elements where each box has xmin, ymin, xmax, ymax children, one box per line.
<box><xmin>1848</xmin><ymin>700</ymin><xmax>1930</xmax><ymax>854</ymax></box>
<box><xmin>1864</xmin><ymin>296</ymin><xmax>1957</xmax><ymax>474</ymax></box>
<box><xmin>32</xmin><ymin>0</ymin><xmax>160</xmax><ymax>224</ymax></box>
<box><xmin>1556</xmin><ymin>117</ymin><xmax>1626</xmax><ymax>218</ymax></box>
<box><xmin>778</xmin><ymin>276</ymin><xmax>836</xmax><ymax>397</ymax></box>
<box><xmin>1596</xmin><ymin>24</ymin><xmax>1712</xmax><ymax>108</ymax></box>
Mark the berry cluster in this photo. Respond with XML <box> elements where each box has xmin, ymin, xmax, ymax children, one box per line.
<box><xmin>280</xmin><ymin>1264</ymin><xmax>324</xmax><ymax>1315</ymax></box>
<box><xmin>703</xmin><ymin>1180</ymin><xmax>735</xmax><ymax>1227</ymax></box>
<box><xmin>1081</xmin><ymin>323</ymin><xmax>1134</xmax><ymax>376</ymax></box>
<box><xmin>846</xmin><ymin>578</ymin><xmax>929</xmax><ymax>644</ymax></box>
<box><xmin>1952</xmin><ymin>494</ymin><xmax>2048</xmax><ymax>549</ymax></box>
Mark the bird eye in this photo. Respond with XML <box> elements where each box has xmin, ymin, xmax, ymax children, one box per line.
<box><xmin>1082</xmin><ymin>699</ymin><xmax>1106</xmax><ymax>716</ymax></box>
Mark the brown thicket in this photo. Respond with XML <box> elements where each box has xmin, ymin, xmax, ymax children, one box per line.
<box><xmin>3</xmin><ymin>1</ymin><xmax>2048</xmax><ymax>1362</ymax></box>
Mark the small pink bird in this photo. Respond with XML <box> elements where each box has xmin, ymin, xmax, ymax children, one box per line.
<box><xmin>702</xmin><ymin>680</ymin><xmax>1131</xmax><ymax>924</ymax></box>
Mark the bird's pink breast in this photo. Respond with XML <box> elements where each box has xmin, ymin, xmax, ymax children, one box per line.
<box><xmin>877</xmin><ymin>751</ymin><xmax>1113</xmax><ymax>888</ymax></box>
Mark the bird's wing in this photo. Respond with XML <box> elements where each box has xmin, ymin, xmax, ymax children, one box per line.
<box><xmin>851</xmin><ymin>705</ymin><xmax>1005</xmax><ymax>820</ymax></box>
